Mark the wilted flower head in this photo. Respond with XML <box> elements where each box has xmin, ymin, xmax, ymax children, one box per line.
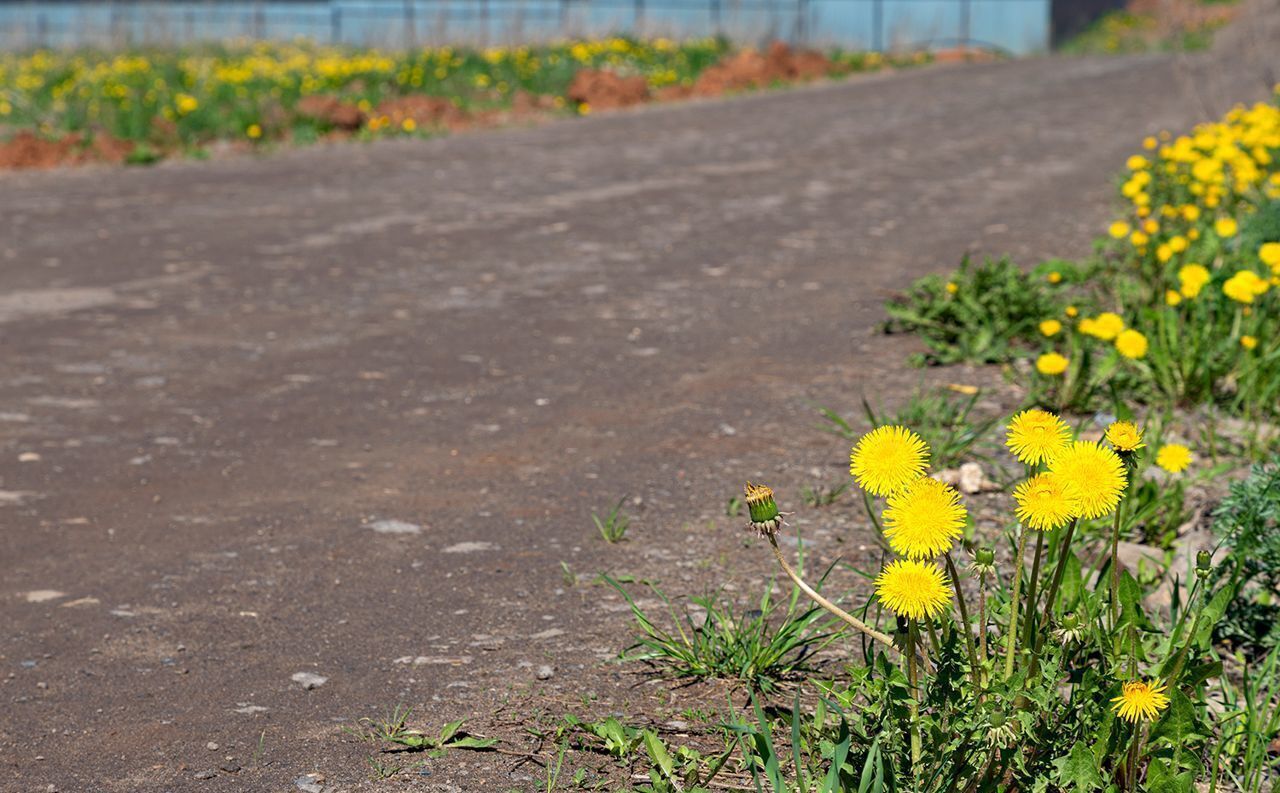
<box><xmin>744</xmin><ymin>482</ymin><xmax>782</xmax><ymax>537</ymax></box>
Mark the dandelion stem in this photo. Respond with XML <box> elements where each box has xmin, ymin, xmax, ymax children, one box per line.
<box><xmin>766</xmin><ymin>535</ymin><xmax>898</xmax><ymax>652</ymax></box>
<box><xmin>1032</xmin><ymin>518</ymin><xmax>1079</xmax><ymax>663</ymax></box>
<box><xmin>1110</xmin><ymin>501</ymin><xmax>1124</xmax><ymax>654</ymax></box>
<box><xmin>1003</xmin><ymin>524</ymin><xmax>1028</xmax><ymax>680</ymax></box>
<box><xmin>977</xmin><ymin>570</ymin><xmax>989</xmax><ymax>679</ymax></box>
<box><xmin>1021</xmin><ymin>531</ymin><xmax>1046</xmax><ymax>643</ymax></box>
<box><xmin>907</xmin><ymin>619</ymin><xmax>922</xmax><ymax>775</ymax></box>
<box><xmin>945</xmin><ymin>553</ymin><xmax>981</xmax><ymax>691</ymax></box>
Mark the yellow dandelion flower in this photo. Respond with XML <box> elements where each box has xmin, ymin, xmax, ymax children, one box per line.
<box><xmin>1115</xmin><ymin>329</ymin><xmax>1148</xmax><ymax>360</ymax></box>
<box><xmin>1036</xmin><ymin>352</ymin><xmax>1069</xmax><ymax>377</ymax></box>
<box><xmin>1111</xmin><ymin>680</ymin><xmax>1170</xmax><ymax>723</ymax></box>
<box><xmin>850</xmin><ymin>426</ymin><xmax>930</xmax><ymax>497</ymax></box>
<box><xmin>874</xmin><ymin>559</ymin><xmax>952</xmax><ymax>621</ymax></box>
<box><xmin>883</xmin><ymin>477</ymin><xmax>967</xmax><ymax>559</ymax></box>
<box><xmin>1049</xmin><ymin>441</ymin><xmax>1127</xmax><ymax>519</ymax></box>
<box><xmin>1013</xmin><ymin>473</ymin><xmax>1078</xmax><ymax>531</ymax></box>
<box><xmin>1241</xmin><ymin>335</ymin><xmax>1258</xmax><ymax>350</ymax></box>
<box><xmin>1065</xmin><ymin>305</ymin><xmax>1079</xmax><ymax>318</ymax></box>
<box><xmin>1039</xmin><ymin>319</ymin><xmax>1062</xmax><ymax>337</ymax></box>
<box><xmin>1165</xmin><ymin>290</ymin><xmax>1182</xmax><ymax>306</ymax></box>
<box><xmin>1048</xmin><ymin>271</ymin><xmax>1063</xmax><ymax>284</ymax></box>
<box><xmin>1108</xmin><ymin>221</ymin><xmax>1131</xmax><ymax>239</ymax></box>
<box><xmin>1261</xmin><ymin>242</ymin><xmax>1280</xmax><ymax>271</ymax></box>
<box><xmin>1091</xmin><ymin>312</ymin><xmax>1126</xmax><ymax>341</ymax></box>
<box><xmin>1215</xmin><ymin>217</ymin><xmax>1238</xmax><ymax>238</ymax></box>
<box><xmin>1155</xmin><ymin>444</ymin><xmax>1193</xmax><ymax>474</ymax></box>
<box><xmin>1105</xmin><ymin>421</ymin><xmax>1144</xmax><ymax>452</ymax></box>
<box><xmin>1006</xmin><ymin>409</ymin><xmax>1071</xmax><ymax>466</ymax></box>
<box><xmin>945</xmin><ymin>281</ymin><xmax>959</xmax><ymax>295</ymax></box>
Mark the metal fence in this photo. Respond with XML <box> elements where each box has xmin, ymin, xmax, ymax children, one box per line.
<box><xmin>0</xmin><ymin>0</ymin><xmax>1052</xmax><ymax>52</ymax></box>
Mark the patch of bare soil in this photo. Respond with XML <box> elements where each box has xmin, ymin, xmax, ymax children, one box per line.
<box><xmin>295</xmin><ymin>94</ymin><xmax>366</xmax><ymax>130</ymax></box>
<box><xmin>673</xmin><ymin>42</ymin><xmax>836</xmax><ymax>100</ymax></box>
<box><xmin>376</xmin><ymin>94</ymin><xmax>474</xmax><ymax>130</ymax></box>
<box><xmin>566</xmin><ymin>69</ymin><xmax>652</xmax><ymax>110</ymax></box>
<box><xmin>0</xmin><ymin>130</ymin><xmax>134</xmax><ymax>170</ymax></box>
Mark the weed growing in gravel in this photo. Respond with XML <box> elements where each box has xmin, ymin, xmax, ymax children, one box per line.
<box><xmin>344</xmin><ymin>705</ymin><xmax>497</xmax><ymax>774</ymax></box>
<box><xmin>728</xmin><ymin>416</ymin><xmax>1263</xmax><ymax>791</ymax></box>
<box><xmin>818</xmin><ymin>384</ymin><xmax>999</xmax><ymax>470</ymax></box>
<box><xmin>800</xmin><ymin>481</ymin><xmax>850</xmax><ymax>508</ymax></box>
<box><xmin>882</xmin><ymin>256</ymin><xmax>1063</xmax><ymax>365</ymax></box>
<box><xmin>593</xmin><ymin>497</ymin><xmax>631</xmax><ymax>543</ymax></box>
<box><xmin>602</xmin><ymin>568</ymin><xmax>840</xmax><ymax>693</ymax></box>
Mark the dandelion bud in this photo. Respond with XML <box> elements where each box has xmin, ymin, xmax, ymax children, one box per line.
<box><xmin>1196</xmin><ymin>549</ymin><xmax>1212</xmax><ymax>579</ymax></box>
<box><xmin>1053</xmin><ymin>611</ymin><xmax>1085</xmax><ymax>644</ymax></box>
<box><xmin>976</xmin><ymin>547</ymin><xmax>995</xmax><ymax>566</ymax></box>
<box><xmin>744</xmin><ymin>482</ymin><xmax>781</xmax><ymax>537</ymax></box>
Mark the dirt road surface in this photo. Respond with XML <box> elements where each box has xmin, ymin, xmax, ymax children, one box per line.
<box><xmin>1</xmin><ymin>48</ymin><xmax>1273</xmax><ymax>791</ymax></box>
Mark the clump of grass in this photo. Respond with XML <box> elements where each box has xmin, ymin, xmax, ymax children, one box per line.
<box><xmin>593</xmin><ymin>497</ymin><xmax>631</xmax><ymax>543</ymax></box>
<box><xmin>801</xmin><ymin>481</ymin><xmax>849</xmax><ymax>507</ymax></box>
<box><xmin>817</xmin><ymin>385</ymin><xmax>998</xmax><ymax>470</ymax></box>
<box><xmin>601</xmin><ymin>562</ymin><xmax>841</xmax><ymax>692</ymax></box>
<box><xmin>882</xmin><ymin>256</ymin><xmax>1062</xmax><ymax>366</ymax></box>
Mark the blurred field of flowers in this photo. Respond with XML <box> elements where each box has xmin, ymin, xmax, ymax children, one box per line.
<box><xmin>0</xmin><ymin>37</ymin><xmax>930</xmax><ymax>167</ymax></box>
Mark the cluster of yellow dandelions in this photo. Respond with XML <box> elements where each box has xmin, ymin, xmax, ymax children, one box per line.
<box><xmin>1034</xmin><ymin>92</ymin><xmax>1280</xmax><ymax>387</ymax></box>
<box><xmin>1004</xmin><ymin>409</ymin><xmax>1172</xmax><ymax>722</ymax></box>
<box><xmin>849</xmin><ymin>425</ymin><xmax>959</xmax><ymax>622</ymax></box>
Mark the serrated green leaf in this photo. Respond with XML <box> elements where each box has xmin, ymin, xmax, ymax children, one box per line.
<box><xmin>1055</xmin><ymin>741</ymin><xmax>1103</xmax><ymax>791</ymax></box>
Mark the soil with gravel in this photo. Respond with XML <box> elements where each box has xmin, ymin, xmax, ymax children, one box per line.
<box><xmin>1</xmin><ymin>32</ymin><xmax>1278</xmax><ymax>792</ymax></box>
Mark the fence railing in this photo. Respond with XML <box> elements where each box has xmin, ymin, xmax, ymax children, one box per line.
<box><xmin>0</xmin><ymin>0</ymin><xmax>1052</xmax><ymax>53</ymax></box>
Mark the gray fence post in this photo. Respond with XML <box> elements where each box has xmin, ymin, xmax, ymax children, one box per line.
<box><xmin>872</xmin><ymin>0</ymin><xmax>882</xmax><ymax>51</ymax></box>
<box><xmin>960</xmin><ymin>0</ymin><xmax>970</xmax><ymax>47</ymax></box>
<box><xmin>404</xmin><ymin>0</ymin><xmax>416</xmax><ymax>48</ymax></box>
<box><xmin>330</xmin><ymin>5</ymin><xmax>342</xmax><ymax>43</ymax></box>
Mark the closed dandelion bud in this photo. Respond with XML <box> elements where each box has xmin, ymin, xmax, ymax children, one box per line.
<box><xmin>744</xmin><ymin>482</ymin><xmax>781</xmax><ymax>537</ymax></box>
<box><xmin>971</xmin><ymin>546</ymin><xmax>996</xmax><ymax>578</ymax></box>
<box><xmin>986</xmin><ymin>710</ymin><xmax>1017</xmax><ymax>748</ymax></box>
<box><xmin>1196</xmin><ymin>549</ymin><xmax>1212</xmax><ymax>579</ymax></box>
<box><xmin>1054</xmin><ymin>611</ymin><xmax>1085</xmax><ymax>644</ymax></box>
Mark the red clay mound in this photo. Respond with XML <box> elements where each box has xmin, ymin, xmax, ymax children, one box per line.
<box><xmin>690</xmin><ymin>42</ymin><xmax>833</xmax><ymax>97</ymax></box>
<box><xmin>0</xmin><ymin>131</ymin><xmax>135</xmax><ymax>171</ymax></box>
<box><xmin>376</xmin><ymin>95</ymin><xmax>473</xmax><ymax>130</ymax></box>
<box><xmin>566</xmin><ymin>69</ymin><xmax>651</xmax><ymax>110</ymax></box>
<box><xmin>295</xmin><ymin>95</ymin><xmax>365</xmax><ymax>130</ymax></box>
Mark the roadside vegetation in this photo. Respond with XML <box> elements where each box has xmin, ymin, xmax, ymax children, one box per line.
<box><xmin>345</xmin><ymin>87</ymin><xmax>1280</xmax><ymax>791</ymax></box>
<box><xmin>0</xmin><ymin>37</ymin><xmax>930</xmax><ymax>168</ymax></box>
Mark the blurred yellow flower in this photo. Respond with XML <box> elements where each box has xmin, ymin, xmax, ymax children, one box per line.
<box><xmin>1215</xmin><ymin>217</ymin><xmax>1239</xmax><ymax>237</ymax></box>
<box><xmin>1108</xmin><ymin>221</ymin><xmax>1131</xmax><ymax>239</ymax></box>
<box><xmin>1165</xmin><ymin>290</ymin><xmax>1182</xmax><ymax>306</ymax></box>
<box><xmin>1155</xmin><ymin>444</ymin><xmax>1193</xmax><ymax>474</ymax></box>
<box><xmin>1039</xmin><ymin>319</ymin><xmax>1062</xmax><ymax>337</ymax></box>
<box><xmin>1241</xmin><ymin>335</ymin><xmax>1258</xmax><ymax>350</ymax></box>
<box><xmin>1115</xmin><ymin>329</ymin><xmax>1148</xmax><ymax>359</ymax></box>
<box><xmin>1036</xmin><ymin>352</ymin><xmax>1069</xmax><ymax>376</ymax></box>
